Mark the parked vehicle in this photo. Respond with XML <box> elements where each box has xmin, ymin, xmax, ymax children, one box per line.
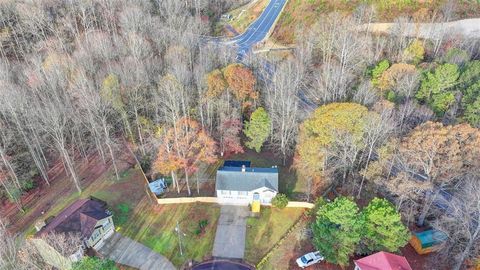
<box><xmin>296</xmin><ymin>251</ymin><xmax>324</xmax><ymax>268</ymax></box>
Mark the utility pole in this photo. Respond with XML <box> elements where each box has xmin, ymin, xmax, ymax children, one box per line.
<box><xmin>175</xmin><ymin>221</ymin><xmax>186</xmax><ymax>256</ymax></box>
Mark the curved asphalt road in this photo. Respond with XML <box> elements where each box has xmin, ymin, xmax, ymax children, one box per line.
<box><xmin>192</xmin><ymin>260</ymin><xmax>254</xmax><ymax>270</ymax></box>
<box><xmin>225</xmin><ymin>0</ymin><xmax>288</xmax><ymax>59</ymax></box>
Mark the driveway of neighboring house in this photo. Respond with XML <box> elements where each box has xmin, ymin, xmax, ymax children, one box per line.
<box><xmin>98</xmin><ymin>233</ymin><xmax>176</xmax><ymax>270</ymax></box>
<box><xmin>212</xmin><ymin>205</ymin><xmax>250</xmax><ymax>259</ymax></box>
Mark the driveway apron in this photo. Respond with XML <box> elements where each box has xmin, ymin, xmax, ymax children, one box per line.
<box><xmin>98</xmin><ymin>232</ymin><xmax>176</xmax><ymax>270</ymax></box>
<box><xmin>212</xmin><ymin>205</ymin><xmax>250</xmax><ymax>259</ymax></box>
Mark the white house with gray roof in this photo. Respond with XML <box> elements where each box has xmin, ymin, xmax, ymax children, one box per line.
<box><xmin>215</xmin><ymin>161</ymin><xmax>279</xmax><ymax>205</ymax></box>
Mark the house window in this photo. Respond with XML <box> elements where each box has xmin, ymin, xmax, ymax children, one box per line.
<box><xmin>238</xmin><ymin>191</ymin><xmax>247</xmax><ymax>196</ymax></box>
<box><xmin>221</xmin><ymin>190</ymin><xmax>230</xmax><ymax>195</ymax></box>
<box><xmin>91</xmin><ymin>229</ymin><xmax>100</xmax><ymax>241</ymax></box>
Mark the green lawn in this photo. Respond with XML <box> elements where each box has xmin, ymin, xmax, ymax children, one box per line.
<box><xmin>121</xmin><ymin>202</ymin><xmax>220</xmax><ymax>267</ymax></box>
<box><xmin>244</xmin><ymin>207</ymin><xmax>305</xmax><ymax>264</ymax></box>
<box><xmin>27</xmin><ymin>158</ymin><xmax>219</xmax><ymax>268</ymax></box>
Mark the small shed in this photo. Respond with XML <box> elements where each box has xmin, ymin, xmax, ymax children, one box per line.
<box><xmin>409</xmin><ymin>229</ymin><xmax>447</xmax><ymax>254</ymax></box>
<box><xmin>148</xmin><ymin>178</ymin><xmax>168</xmax><ymax>196</ymax></box>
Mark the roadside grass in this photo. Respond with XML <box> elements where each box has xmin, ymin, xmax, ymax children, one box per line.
<box><xmin>244</xmin><ymin>207</ymin><xmax>305</xmax><ymax>264</ymax></box>
<box><xmin>121</xmin><ymin>201</ymin><xmax>220</xmax><ymax>267</ymax></box>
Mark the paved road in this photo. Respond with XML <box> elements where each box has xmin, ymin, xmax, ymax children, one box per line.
<box><xmin>212</xmin><ymin>205</ymin><xmax>250</xmax><ymax>259</ymax></box>
<box><xmin>192</xmin><ymin>260</ymin><xmax>254</xmax><ymax>270</ymax></box>
<box><xmin>225</xmin><ymin>0</ymin><xmax>288</xmax><ymax>59</ymax></box>
<box><xmin>98</xmin><ymin>233</ymin><xmax>176</xmax><ymax>270</ymax></box>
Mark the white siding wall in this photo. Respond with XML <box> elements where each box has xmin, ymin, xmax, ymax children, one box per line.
<box><xmin>217</xmin><ymin>188</ymin><xmax>278</xmax><ymax>205</ymax></box>
<box><xmin>217</xmin><ymin>190</ymin><xmax>251</xmax><ymax>205</ymax></box>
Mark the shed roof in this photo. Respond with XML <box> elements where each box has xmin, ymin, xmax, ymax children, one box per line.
<box><xmin>36</xmin><ymin>198</ymin><xmax>110</xmax><ymax>239</ymax></box>
<box><xmin>215</xmin><ymin>166</ymin><xmax>278</xmax><ymax>192</ymax></box>
<box><xmin>354</xmin><ymin>251</ymin><xmax>412</xmax><ymax>270</ymax></box>
<box><xmin>413</xmin><ymin>229</ymin><xmax>447</xmax><ymax>248</ymax></box>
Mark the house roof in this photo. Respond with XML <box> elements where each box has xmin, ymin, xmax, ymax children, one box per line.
<box><xmin>354</xmin><ymin>251</ymin><xmax>413</xmax><ymax>270</ymax></box>
<box><xmin>223</xmin><ymin>160</ymin><xmax>251</xmax><ymax>168</ymax></box>
<box><xmin>36</xmin><ymin>198</ymin><xmax>110</xmax><ymax>239</ymax></box>
<box><xmin>215</xmin><ymin>166</ymin><xmax>278</xmax><ymax>192</ymax></box>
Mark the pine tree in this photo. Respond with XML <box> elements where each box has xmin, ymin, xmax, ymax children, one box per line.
<box><xmin>312</xmin><ymin>197</ymin><xmax>362</xmax><ymax>266</ymax></box>
<box><xmin>359</xmin><ymin>198</ymin><xmax>410</xmax><ymax>253</ymax></box>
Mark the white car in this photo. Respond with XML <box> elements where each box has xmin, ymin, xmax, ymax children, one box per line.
<box><xmin>296</xmin><ymin>251</ymin><xmax>324</xmax><ymax>268</ymax></box>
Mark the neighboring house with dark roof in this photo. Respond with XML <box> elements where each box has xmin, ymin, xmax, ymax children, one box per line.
<box><xmin>354</xmin><ymin>251</ymin><xmax>413</xmax><ymax>270</ymax></box>
<box><xmin>32</xmin><ymin>198</ymin><xmax>115</xmax><ymax>268</ymax></box>
<box><xmin>215</xmin><ymin>161</ymin><xmax>279</xmax><ymax>205</ymax></box>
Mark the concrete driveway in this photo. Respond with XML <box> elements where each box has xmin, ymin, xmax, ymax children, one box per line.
<box><xmin>98</xmin><ymin>233</ymin><xmax>175</xmax><ymax>270</ymax></box>
<box><xmin>212</xmin><ymin>205</ymin><xmax>250</xmax><ymax>259</ymax></box>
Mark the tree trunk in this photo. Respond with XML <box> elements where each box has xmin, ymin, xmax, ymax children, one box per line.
<box><xmin>184</xmin><ymin>168</ymin><xmax>191</xmax><ymax>196</ymax></box>
<box><xmin>171</xmin><ymin>171</ymin><xmax>180</xmax><ymax>193</ymax></box>
<box><xmin>61</xmin><ymin>148</ymin><xmax>81</xmax><ymax>193</ymax></box>
<box><xmin>417</xmin><ymin>191</ymin><xmax>436</xmax><ymax>227</ymax></box>
<box><xmin>196</xmin><ymin>174</ymin><xmax>200</xmax><ymax>195</ymax></box>
<box><xmin>0</xmin><ymin>148</ymin><xmax>21</xmax><ymax>190</ymax></box>
<box><xmin>453</xmin><ymin>222</ymin><xmax>480</xmax><ymax>270</ymax></box>
<box><xmin>357</xmin><ymin>146</ymin><xmax>374</xmax><ymax>198</ymax></box>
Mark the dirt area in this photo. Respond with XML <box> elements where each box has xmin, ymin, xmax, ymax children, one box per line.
<box><xmin>0</xmin><ymin>147</ymin><xmax>136</xmax><ymax>234</ymax></box>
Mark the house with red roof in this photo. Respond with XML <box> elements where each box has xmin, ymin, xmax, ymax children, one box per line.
<box><xmin>31</xmin><ymin>198</ymin><xmax>115</xmax><ymax>269</ymax></box>
<box><xmin>354</xmin><ymin>251</ymin><xmax>413</xmax><ymax>270</ymax></box>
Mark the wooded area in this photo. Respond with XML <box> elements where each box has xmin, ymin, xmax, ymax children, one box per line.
<box><xmin>0</xmin><ymin>0</ymin><xmax>479</xmax><ymax>269</ymax></box>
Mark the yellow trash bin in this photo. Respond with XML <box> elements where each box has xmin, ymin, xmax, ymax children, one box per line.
<box><xmin>252</xmin><ymin>193</ymin><xmax>261</xmax><ymax>213</ymax></box>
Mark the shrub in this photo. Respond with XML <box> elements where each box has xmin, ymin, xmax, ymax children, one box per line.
<box><xmin>271</xmin><ymin>193</ymin><xmax>289</xmax><ymax>209</ymax></box>
<box><xmin>195</xmin><ymin>219</ymin><xmax>209</xmax><ymax>235</ymax></box>
<box><xmin>22</xmin><ymin>179</ymin><xmax>36</xmax><ymax>191</ymax></box>
<box><xmin>370</xmin><ymin>59</ymin><xmax>390</xmax><ymax>87</ymax></box>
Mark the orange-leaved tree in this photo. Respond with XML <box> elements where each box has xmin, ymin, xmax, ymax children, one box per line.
<box><xmin>223</xmin><ymin>63</ymin><xmax>258</xmax><ymax>106</ymax></box>
<box><xmin>206</xmin><ymin>69</ymin><xmax>227</xmax><ymax>98</ymax></box>
<box><xmin>154</xmin><ymin>117</ymin><xmax>217</xmax><ymax>195</ymax></box>
<box><xmin>396</xmin><ymin>121</ymin><xmax>480</xmax><ymax>225</ymax></box>
<box><xmin>377</xmin><ymin>63</ymin><xmax>416</xmax><ymax>91</ymax></box>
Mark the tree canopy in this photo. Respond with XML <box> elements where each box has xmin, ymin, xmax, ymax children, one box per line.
<box><xmin>312</xmin><ymin>197</ymin><xmax>409</xmax><ymax>266</ymax></box>
<box><xmin>223</xmin><ymin>64</ymin><xmax>258</xmax><ymax>105</ymax></box>
<box><xmin>359</xmin><ymin>198</ymin><xmax>410</xmax><ymax>253</ymax></box>
<box><xmin>416</xmin><ymin>63</ymin><xmax>459</xmax><ymax>115</ymax></box>
<box><xmin>243</xmin><ymin>107</ymin><xmax>271</xmax><ymax>152</ymax></box>
<box><xmin>154</xmin><ymin>117</ymin><xmax>217</xmax><ymax>195</ymax></box>
<box><xmin>295</xmin><ymin>103</ymin><xmax>369</xmax><ymax>181</ymax></box>
<box><xmin>312</xmin><ymin>197</ymin><xmax>362</xmax><ymax>266</ymax></box>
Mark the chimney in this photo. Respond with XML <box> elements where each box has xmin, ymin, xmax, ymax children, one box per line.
<box><xmin>242</xmin><ymin>165</ymin><xmax>246</xmax><ymax>172</ymax></box>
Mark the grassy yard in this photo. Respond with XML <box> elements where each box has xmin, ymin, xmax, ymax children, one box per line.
<box><xmin>244</xmin><ymin>207</ymin><xmax>305</xmax><ymax>264</ymax></box>
<box><xmin>23</xmin><ymin>163</ymin><xmax>146</xmax><ymax>236</ymax></box>
<box><xmin>121</xmin><ymin>201</ymin><xmax>220</xmax><ymax>267</ymax></box>
<box><xmin>21</xmin><ymin>154</ymin><xmax>220</xmax><ymax>268</ymax></box>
